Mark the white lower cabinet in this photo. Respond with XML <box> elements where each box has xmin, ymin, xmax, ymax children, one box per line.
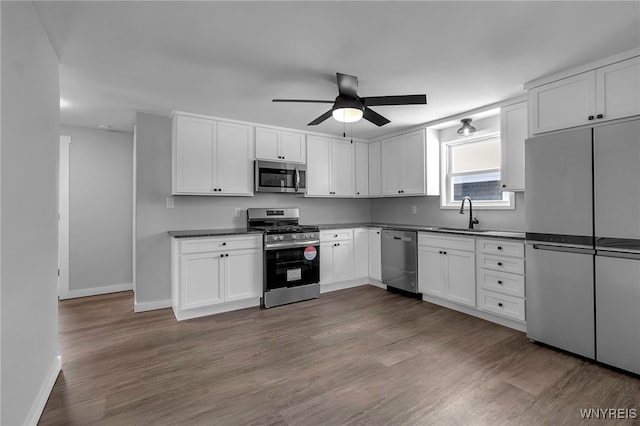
<box><xmin>319</xmin><ymin>229</ymin><xmax>354</xmax><ymax>285</ymax></box>
<box><xmin>475</xmin><ymin>238</ymin><xmax>526</xmax><ymax>322</ymax></box>
<box><xmin>367</xmin><ymin>228</ymin><xmax>382</xmax><ymax>281</ymax></box>
<box><xmin>353</xmin><ymin>228</ymin><xmax>368</xmax><ymax>278</ymax></box>
<box><xmin>171</xmin><ymin>234</ymin><xmax>262</xmax><ymax>320</ymax></box>
<box><xmin>418</xmin><ymin>233</ymin><xmax>475</xmax><ymax>307</ymax></box>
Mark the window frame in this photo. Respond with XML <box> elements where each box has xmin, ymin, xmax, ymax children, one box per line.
<box><xmin>440</xmin><ymin>133</ymin><xmax>514</xmax><ymax>210</ymax></box>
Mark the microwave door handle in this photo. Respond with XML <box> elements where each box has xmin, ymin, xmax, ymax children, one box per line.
<box><xmin>294</xmin><ymin>167</ymin><xmax>300</xmax><ymax>192</ymax></box>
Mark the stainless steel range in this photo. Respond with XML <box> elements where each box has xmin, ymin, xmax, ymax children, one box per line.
<box><xmin>247</xmin><ymin>208</ymin><xmax>320</xmax><ymax>308</ymax></box>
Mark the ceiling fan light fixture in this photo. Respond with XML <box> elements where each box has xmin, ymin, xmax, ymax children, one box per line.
<box><xmin>332</xmin><ymin>107</ymin><xmax>363</xmax><ymax>123</ymax></box>
<box><xmin>457</xmin><ymin>118</ymin><xmax>477</xmax><ymax>136</ymax></box>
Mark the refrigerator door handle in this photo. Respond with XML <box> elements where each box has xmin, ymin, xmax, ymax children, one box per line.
<box><xmin>596</xmin><ymin>250</ymin><xmax>640</xmax><ymax>260</ymax></box>
<box><xmin>531</xmin><ymin>244</ymin><xmax>596</xmax><ymax>255</ymax></box>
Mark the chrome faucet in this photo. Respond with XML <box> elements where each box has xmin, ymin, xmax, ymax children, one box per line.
<box><xmin>459</xmin><ymin>196</ymin><xmax>480</xmax><ymax>229</ymax></box>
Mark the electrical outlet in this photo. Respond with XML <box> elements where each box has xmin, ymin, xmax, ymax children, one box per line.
<box><xmin>166</xmin><ymin>197</ymin><xmax>174</xmax><ymax>209</ymax></box>
<box><xmin>411</xmin><ymin>205</ymin><xmax>417</xmax><ymax>215</ymax></box>
<box><xmin>234</xmin><ymin>208</ymin><xmax>242</xmax><ymax>218</ymax></box>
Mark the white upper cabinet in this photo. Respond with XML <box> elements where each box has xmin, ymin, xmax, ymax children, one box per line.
<box><xmin>595</xmin><ymin>56</ymin><xmax>640</xmax><ymax>123</ymax></box>
<box><xmin>172</xmin><ymin>113</ymin><xmax>253</xmax><ymax>196</ymax></box>
<box><xmin>528</xmin><ymin>55</ymin><xmax>640</xmax><ymax>135</ymax></box>
<box><xmin>381</xmin><ymin>129</ymin><xmax>434</xmax><ymax>196</ymax></box>
<box><xmin>306</xmin><ymin>135</ymin><xmax>355</xmax><ymax>197</ymax></box>
<box><xmin>529</xmin><ymin>71</ymin><xmax>595</xmax><ymax>135</ymax></box>
<box><xmin>354</xmin><ymin>142</ymin><xmax>369</xmax><ymax>197</ymax></box>
<box><xmin>255</xmin><ymin>127</ymin><xmax>305</xmax><ymax>163</ymax></box>
<box><xmin>368</xmin><ymin>141</ymin><xmax>382</xmax><ymax>197</ymax></box>
<box><xmin>500</xmin><ymin>101</ymin><xmax>527</xmax><ymax>192</ymax></box>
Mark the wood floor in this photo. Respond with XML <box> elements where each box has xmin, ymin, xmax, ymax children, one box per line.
<box><xmin>40</xmin><ymin>286</ymin><xmax>640</xmax><ymax>425</ymax></box>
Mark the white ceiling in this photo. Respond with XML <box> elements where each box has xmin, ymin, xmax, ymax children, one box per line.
<box><xmin>35</xmin><ymin>1</ymin><xmax>640</xmax><ymax>140</ymax></box>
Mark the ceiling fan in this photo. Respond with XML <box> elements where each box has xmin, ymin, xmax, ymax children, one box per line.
<box><xmin>272</xmin><ymin>73</ymin><xmax>427</xmax><ymax>127</ymax></box>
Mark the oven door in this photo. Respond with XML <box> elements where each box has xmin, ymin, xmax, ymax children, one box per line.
<box><xmin>255</xmin><ymin>161</ymin><xmax>306</xmax><ymax>193</ymax></box>
<box><xmin>264</xmin><ymin>243</ymin><xmax>320</xmax><ymax>291</ymax></box>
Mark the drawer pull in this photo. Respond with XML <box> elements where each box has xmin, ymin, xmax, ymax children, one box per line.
<box><xmin>497</xmin><ymin>262</ymin><xmax>503</xmax><ymax>266</ymax></box>
<box><xmin>497</xmin><ymin>246</ymin><xmax>503</xmax><ymax>250</ymax></box>
<box><xmin>334</xmin><ymin>234</ymin><xmax>338</xmax><ymax>238</ymax></box>
<box><xmin>498</xmin><ymin>302</ymin><xmax>504</xmax><ymax>307</ymax></box>
<box><xmin>222</xmin><ymin>242</ymin><xmax>227</xmax><ymax>246</ymax></box>
<box><xmin>497</xmin><ymin>280</ymin><xmax>503</xmax><ymax>285</ymax></box>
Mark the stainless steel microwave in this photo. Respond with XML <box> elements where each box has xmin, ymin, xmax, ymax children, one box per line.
<box><xmin>255</xmin><ymin>160</ymin><xmax>306</xmax><ymax>193</ymax></box>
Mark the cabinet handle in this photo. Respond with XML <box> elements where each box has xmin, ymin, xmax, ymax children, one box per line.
<box><xmin>334</xmin><ymin>234</ymin><xmax>338</xmax><ymax>237</ymax></box>
<box><xmin>596</xmin><ymin>114</ymin><xmax>603</xmax><ymax>119</ymax></box>
<box><xmin>218</xmin><ymin>188</ymin><xmax>222</xmax><ymax>192</ymax></box>
<box><xmin>439</xmin><ymin>251</ymin><xmax>442</xmax><ymax>254</ymax></box>
<box><xmin>225</xmin><ymin>253</ymin><xmax>229</xmax><ymax>257</ymax></box>
<box><xmin>588</xmin><ymin>115</ymin><xmax>595</xmax><ymax>121</ymax></box>
<box><xmin>282</xmin><ymin>156</ymin><xmax>285</xmax><ymax>159</ymax></box>
<box><xmin>498</xmin><ymin>280</ymin><xmax>503</xmax><ymax>285</ymax></box>
<box><xmin>356</xmin><ymin>192</ymin><xmax>360</xmax><ymax>195</ymax></box>
<box><xmin>377</xmin><ymin>231</ymin><xmax>380</xmax><ymax>235</ymax></box>
<box><xmin>498</xmin><ymin>302</ymin><xmax>503</xmax><ymax>307</ymax></box>
<box><xmin>497</xmin><ymin>246</ymin><xmax>503</xmax><ymax>250</ymax></box>
<box><xmin>220</xmin><ymin>254</ymin><xmax>224</xmax><ymax>258</ymax></box>
<box><xmin>222</xmin><ymin>242</ymin><xmax>226</xmax><ymax>246</ymax></box>
<box><xmin>502</xmin><ymin>184</ymin><xmax>506</xmax><ymax>188</ymax></box>
<box><xmin>497</xmin><ymin>262</ymin><xmax>503</xmax><ymax>266</ymax></box>
<box><xmin>337</xmin><ymin>243</ymin><xmax>340</xmax><ymax>246</ymax></box>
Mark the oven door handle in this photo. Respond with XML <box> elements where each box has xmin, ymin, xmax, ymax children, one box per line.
<box><xmin>265</xmin><ymin>240</ymin><xmax>320</xmax><ymax>250</ymax></box>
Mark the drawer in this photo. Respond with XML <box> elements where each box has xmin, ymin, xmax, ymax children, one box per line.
<box><xmin>477</xmin><ymin>253</ymin><xmax>525</xmax><ymax>275</ymax></box>
<box><xmin>478</xmin><ymin>289</ymin><xmax>525</xmax><ymax>322</ymax></box>
<box><xmin>320</xmin><ymin>229</ymin><xmax>353</xmax><ymax>242</ymax></box>
<box><xmin>180</xmin><ymin>235</ymin><xmax>262</xmax><ymax>254</ymax></box>
<box><xmin>418</xmin><ymin>232</ymin><xmax>475</xmax><ymax>252</ymax></box>
<box><xmin>476</xmin><ymin>238</ymin><xmax>524</xmax><ymax>258</ymax></box>
<box><xmin>477</xmin><ymin>268</ymin><xmax>525</xmax><ymax>298</ymax></box>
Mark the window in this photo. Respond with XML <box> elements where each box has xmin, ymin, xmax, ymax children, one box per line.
<box><xmin>441</xmin><ymin>135</ymin><xmax>514</xmax><ymax>209</ymax></box>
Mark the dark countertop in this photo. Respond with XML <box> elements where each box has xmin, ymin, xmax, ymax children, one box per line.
<box><xmin>169</xmin><ymin>223</ymin><xmax>524</xmax><ymax>241</ymax></box>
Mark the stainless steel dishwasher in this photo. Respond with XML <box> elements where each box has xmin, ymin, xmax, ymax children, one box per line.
<box><xmin>381</xmin><ymin>229</ymin><xmax>419</xmax><ymax>295</ymax></box>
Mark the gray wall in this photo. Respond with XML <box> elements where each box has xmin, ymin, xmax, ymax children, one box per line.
<box><xmin>135</xmin><ymin>113</ymin><xmax>371</xmax><ymax>306</ymax></box>
<box><xmin>371</xmin><ymin>192</ymin><xmax>525</xmax><ymax>231</ymax></box>
<box><xmin>1</xmin><ymin>2</ymin><xmax>60</xmax><ymax>424</ymax></box>
<box><xmin>61</xmin><ymin>125</ymin><xmax>133</xmax><ymax>294</ymax></box>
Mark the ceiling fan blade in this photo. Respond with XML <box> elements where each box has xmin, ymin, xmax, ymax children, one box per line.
<box><xmin>362</xmin><ymin>94</ymin><xmax>427</xmax><ymax>106</ymax></box>
<box><xmin>272</xmin><ymin>99</ymin><xmax>334</xmax><ymax>104</ymax></box>
<box><xmin>363</xmin><ymin>107</ymin><xmax>390</xmax><ymax>127</ymax></box>
<box><xmin>336</xmin><ymin>73</ymin><xmax>358</xmax><ymax>98</ymax></box>
<box><xmin>308</xmin><ymin>110</ymin><xmax>334</xmax><ymax>126</ymax></box>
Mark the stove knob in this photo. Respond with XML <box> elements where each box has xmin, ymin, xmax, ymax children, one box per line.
<box><xmin>279</xmin><ymin>235</ymin><xmax>284</xmax><ymax>241</ymax></box>
<box><xmin>292</xmin><ymin>234</ymin><xmax>297</xmax><ymax>239</ymax></box>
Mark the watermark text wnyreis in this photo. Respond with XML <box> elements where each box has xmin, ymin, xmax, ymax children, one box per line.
<box><xmin>580</xmin><ymin>408</ymin><xmax>637</xmax><ymax>420</ymax></box>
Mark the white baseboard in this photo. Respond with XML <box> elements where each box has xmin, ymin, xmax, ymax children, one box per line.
<box><xmin>134</xmin><ymin>298</ymin><xmax>172</xmax><ymax>313</ymax></box>
<box><xmin>320</xmin><ymin>276</ymin><xmax>369</xmax><ymax>293</ymax></box>
<box><xmin>173</xmin><ymin>298</ymin><xmax>261</xmax><ymax>321</ymax></box>
<box><xmin>422</xmin><ymin>294</ymin><xmax>526</xmax><ymax>332</ymax></box>
<box><xmin>27</xmin><ymin>355</ymin><xmax>61</xmax><ymax>426</ymax></box>
<box><xmin>59</xmin><ymin>282</ymin><xmax>133</xmax><ymax>300</ymax></box>
<box><xmin>368</xmin><ymin>280</ymin><xmax>386</xmax><ymax>289</ymax></box>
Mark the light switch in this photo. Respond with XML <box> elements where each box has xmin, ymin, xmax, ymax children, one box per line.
<box><xmin>166</xmin><ymin>197</ymin><xmax>174</xmax><ymax>209</ymax></box>
<box><xmin>411</xmin><ymin>205</ymin><xmax>417</xmax><ymax>215</ymax></box>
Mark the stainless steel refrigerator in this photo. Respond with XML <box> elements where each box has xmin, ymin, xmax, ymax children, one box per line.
<box><xmin>525</xmin><ymin>118</ymin><xmax>640</xmax><ymax>374</ymax></box>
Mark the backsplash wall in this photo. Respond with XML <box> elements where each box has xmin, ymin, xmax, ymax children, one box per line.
<box><xmin>370</xmin><ymin>193</ymin><xmax>525</xmax><ymax>231</ymax></box>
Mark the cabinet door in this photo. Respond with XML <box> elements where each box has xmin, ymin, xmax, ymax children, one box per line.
<box><xmin>381</xmin><ymin>137</ymin><xmax>403</xmax><ymax>195</ymax></box>
<box><xmin>418</xmin><ymin>246</ymin><xmax>444</xmax><ymax>297</ymax></box>
<box><xmin>225</xmin><ymin>249</ymin><xmax>262</xmax><ymax>301</ymax></box>
<box><xmin>333</xmin><ymin>240</ymin><xmax>354</xmax><ymax>282</ymax></box>
<box><xmin>368</xmin><ymin>229</ymin><xmax>382</xmax><ymax>281</ymax></box>
<box><xmin>174</xmin><ymin>115</ymin><xmax>216</xmax><ymax>193</ymax></box>
<box><xmin>402</xmin><ymin>130</ymin><xmax>426</xmax><ymax>194</ymax></box>
<box><xmin>354</xmin><ymin>142</ymin><xmax>369</xmax><ymax>197</ymax></box>
<box><xmin>319</xmin><ymin>241</ymin><xmax>335</xmax><ymax>284</ymax></box>
<box><xmin>306</xmin><ymin>135</ymin><xmax>332</xmax><ymax>196</ymax></box>
<box><xmin>500</xmin><ymin>101</ymin><xmax>527</xmax><ymax>192</ymax></box>
<box><xmin>255</xmin><ymin>127</ymin><xmax>279</xmax><ymax>161</ymax></box>
<box><xmin>331</xmin><ymin>139</ymin><xmax>355</xmax><ymax>196</ymax></box>
<box><xmin>353</xmin><ymin>228</ymin><xmax>368</xmax><ymax>278</ymax></box>
<box><xmin>368</xmin><ymin>141</ymin><xmax>382</xmax><ymax>197</ymax></box>
<box><xmin>445</xmin><ymin>249</ymin><xmax>476</xmax><ymax>307</ymax></box>
<box><xmin>596</xmin><ymin>56</ymin><xmax>640</xmax><ymax>123</ymax></box>
<box><xmin>217</xmin><ymin>121</ymin><xmax>253</xmax><ymax>195</ymax></box>
<box><xmin>529</xmin><ymin>71</ymin><xmax>595</xmax><ymax>134</ymax></box>
<box><xmin>596</xmin><ymin>255</ymin><xmax>640</xmax><ymax>375</ymax></box>
<box><xmin>180</xmin><ymin>253</ymin><xmax>224</xmax><ymax>309</ymax></box>
<box><xmin>280</xmin><ymin>131</ymin><xmax>305</xmax><ymax>163</ymax></box>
